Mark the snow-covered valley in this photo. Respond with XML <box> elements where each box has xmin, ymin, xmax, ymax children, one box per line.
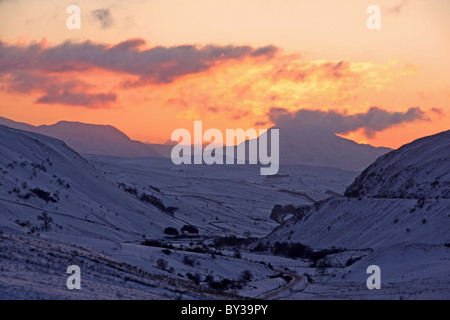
<box><xmin>0</xmin><ymin>124</ymin><xmax>448</xmax><ymax>299</ymax></box>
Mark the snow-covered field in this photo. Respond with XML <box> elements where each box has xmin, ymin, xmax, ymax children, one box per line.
<box><xmin>86</xmin><ymin>155</ymin><xmax>357</xmax><ymax>238</ymax></box>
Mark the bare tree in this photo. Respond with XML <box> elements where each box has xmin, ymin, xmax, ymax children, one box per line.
<box><xmin>37</xmin><ymin>212</ymin><xmax>53</xmax><ymax>231</ymax></box>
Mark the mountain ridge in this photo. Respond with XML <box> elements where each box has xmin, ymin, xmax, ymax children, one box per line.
<box><xmin>0</xmin><ymin>116</ymin><xmax>391</xmax><ymax>170</ymax></box>
<box><xmin>0</xmin><ymin>116</ymin><xmax>161</xmax><ymax>158</ymax></box>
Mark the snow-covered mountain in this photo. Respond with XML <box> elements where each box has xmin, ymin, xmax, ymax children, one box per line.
<box><xmin>274</xmin><ymin>127</ymin><xmax>391</xmax><ymax>171</ymax></box>
<box><xmin>232</xmin><ymin>127</ymin><xmax>391</xmax><ymax>171</ymax></box>
<box><xmin>264</xmin><ymin>129</ymin><xmax>450</xmax><ymax>248</ymax></box>
<box><xmin>0</xmin><ymin>117</ymin><xmax>161</xmax><ymax>158</ymax></box>
<box><xmin>0</xmin><ymin>116</ymin><xmax>390</xmax><ymax>170</ymax></box>
<box><xmin>345</xmin><ymin>130</ymin><xmax>450</xmax><ymax>199</ymax></box>
<box><xmin>0</xmin><ymin>124</ymin><xmax>179</xmax><ymax>240</ymax></box>
<box><xmin>257</xmin><ymin>130</ymin><xmax>449</xmax><ymax>299</ymax></box>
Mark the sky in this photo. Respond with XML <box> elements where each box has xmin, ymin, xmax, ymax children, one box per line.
<box><xmin>0</xmin><ymin>0</ymin><xmax>449</xmax><ymax>148</ymax></box>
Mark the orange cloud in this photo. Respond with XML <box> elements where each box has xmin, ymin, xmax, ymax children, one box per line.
<box><xmin>0</xmin><ymin>39</ymin><xmax>277</xmax><ymax>107</ymax></box>
<box><xmin>1</xmin><ymin>37</ymin><xmax>437</xmax><ymax>149</ymax></box>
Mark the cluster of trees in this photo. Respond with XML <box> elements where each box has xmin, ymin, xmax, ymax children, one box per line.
<box><xmin>272</xmin><ymin>242</ymin><xmax>343</xmax><ymax>263</ymax></box>
<box><xmin>118</xmin><ymin>183</ymin><xmax>178</xmax><ymax>215</ymax></box>
<box><xmin>14</xmin><ymin>212</ymin><xmax>54</xmax><ymax>233</ymax></box>
<box><xmin>163</xmin><ymin>225</ymin><xmax>199</xmax><ymax>236</ymax></box>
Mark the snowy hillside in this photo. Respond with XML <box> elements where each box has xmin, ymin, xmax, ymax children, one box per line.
<box><xmin>264</xmin><ymin>197</ymin><xmax>449</xmax><ymax>248</ymax></box>
<box><xmin>264</xmin><ymin>130</ymin><xmax>450</xmax><ymax>247</ymax></box>
<box><xmin>345</xmin><ymin>130</ymin><xmax>450</xmax><ymax>199</ymax></box>
<box><xmin>257</xmin><ymin>130</ymin><xmax>450</xmax><ymax>299</ymax></box>
<box><xmin>0</xmin><ymin>117</ymin><xmax>161</xmax><ymax>158</ymax></box>
<box><xmin>0</xmin><ymin>124</ymin><xmax>179</xmax><ymax>240</ymax></box>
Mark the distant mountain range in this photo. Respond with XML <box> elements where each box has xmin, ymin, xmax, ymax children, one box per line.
<box><xmin>234</xmin><ymin>127</ymin><xmax>392</xmax><ymax>171</ymax></box>
<box><xmin>0</xmin><ymin>116</ymin><xmax>391</xmax><ymax>170</ymax></box>
<box><xmin>0</xmin><ymin>117</ymin><xmax>162</xmax><ymax>158</ymax></box>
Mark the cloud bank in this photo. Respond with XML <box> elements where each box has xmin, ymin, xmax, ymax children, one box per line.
<box><xmin>0</xmin><ymin>39</ymin><xmax>278</xmax><ymax>107</ymax></box>
<box><xmin>0</xmin><ymin>40</ymin><xmax>278</xmax><ymax>84</ymax></box>
<box><xmin>269</xmin><ymin>107</ymin><xmax>427</xmax><ymax>138</ymax></box>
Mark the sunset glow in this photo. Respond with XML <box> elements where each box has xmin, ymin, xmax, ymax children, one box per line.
<box><xmin>1</xmin><ymin>0</ymin><xmax>449</xmax><ymax>148</ymax></box>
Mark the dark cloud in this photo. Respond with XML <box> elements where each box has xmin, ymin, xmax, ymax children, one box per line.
<box><xmin>6</xmin><ymin>71</ymin><xmax>79</xmax><ymax>94</ymax></box>
<box><xmin>0</xmin><ymin>39</ymin><xmax>278</xmax><ymax>107</ymax></box>
<box><xmin>431</xmin><ymin>107</ymin><xmax>444</xmax><ymax>115</ymax></box>
<box><xmin>269</xmin><ymin>106</ymin><xmax>427</xmax><ymax>138</ymax></box>
<box><xmin>0</xmin><ymin>40</ymin><xmax>278</xmax><ymax>85</ymax></box>
<box><xmin>92</xmin><ymin>8</ymin><xmax>113</xmax><ymax>29</ymax></box>
<box><xmin>3</xmin><ymin>70</ymin><xmax>116</xmax><ymax>108</ymax></box>
<box><xmin>37</xmin><ymin>92</ymin><xmax>116</xmax><ymax>107</ymax></box>
<box><xmin>251</xmin><ymin>45</ymin><xmax>278</xmax><ymax>58</ymax></box>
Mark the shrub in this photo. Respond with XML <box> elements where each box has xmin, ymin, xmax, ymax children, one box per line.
<box><xmin>140</xmin><ymin>239</ymin><xmax>174</xmax><ymax>249</ymax></box>
<box><xmin>186</xmin><ymin>273</ymin><xmax>201</xmax><ymax>285</ymax></box>
<box><xmin>240</xmin><ymin>270</ymin><xmax>253</xmax><ymax>282</ymax></box>
<box><xmin>161</xmin><ymin>249</ymin><xmax>172</xmax><ymax>255</ymax></box>
<box><xmin>273</xmin><ymin>242</ymin><xmax>308</xmax><ymax>258</ymax></box>
<box><xmin>123</xmin><ymin>186</ymin><xmax>138</xmax><ymax>195</ymax></box>
<box><xmin>141</xmin><ymin>193</ymin><xmax>165</xmax><ymax>210</ymax></box>
<box><xmin>252</xmin><ymin>242</ymin><xmax>269</xmax><ymax>252</ymax></box>
<box><xmin>167</xmin><ymin>207</ymin><xmax>179</xmax><ymax>215</ymax></box>
<box><xmin>31</xmin><ymin>188</ymin><xmax>58</xmax><ymax>203</ymax></box>
<box><xmin>273</xmin><ymin>241</ymin><xmax>343</xmax><ymax>263</ymax></box>
<box><xmin>182</xmin><ymin>256</ymin><xmax>195</xmax><ymax>267</ymax></box>
<box><xmin>205</xmin><ymin>275</ymin><xmax>214</xmax><ymax>284</ymax></box>
<box><xmin>156</xmin><ymin>258</ymin><xmax>168</xmax><ymax>271</ymax></box>
<box><xmin>37</xmin><ymin>212</ymin><xmax>53</xmax><ymax>231</ymax></box>
<box><xmin>181</xmin><ymin>225</ymin><xmax>199</xmax><ymax>234</ymax></box>
<box><xmin>345</xmin><ymin>256</ymin><xmax>363</xmax><ymax>267</ymax></box>
<box><xmin>212</xmin><ymin>236</ymin><xmax>255</xmax><ymax>249</ymax></box>
<box><xmin>164</xmin><ymin>227</ymin><xmax>179</xmax><ymax>236</ymax></box>
<box><xmin>15</xmin><ymin>219</ymin><xmax>31</xmax><ymax>228</ymax></box>
<box><xmin>417</xmin><ymin>199</ymin><xmax>425</xmax><ymax>209</ymax></box>
<box><xmin>18</xmin><ymin>193</ymin><xmax>32</xmax><ymax>200</ymax></box>
<box><xmin>149</xmin><ymin>185</ymin><xmax>161</xmax><ymax>193</ymax></box>
<box><xmin>209</xmin><ymin>279</ymin><xmax>232</xmax><ymax>291</ymax></box>
<box><xmin>31</xmin><ymin>162</ymin><xmax>47</xmax><ymax>172</ymax></box>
